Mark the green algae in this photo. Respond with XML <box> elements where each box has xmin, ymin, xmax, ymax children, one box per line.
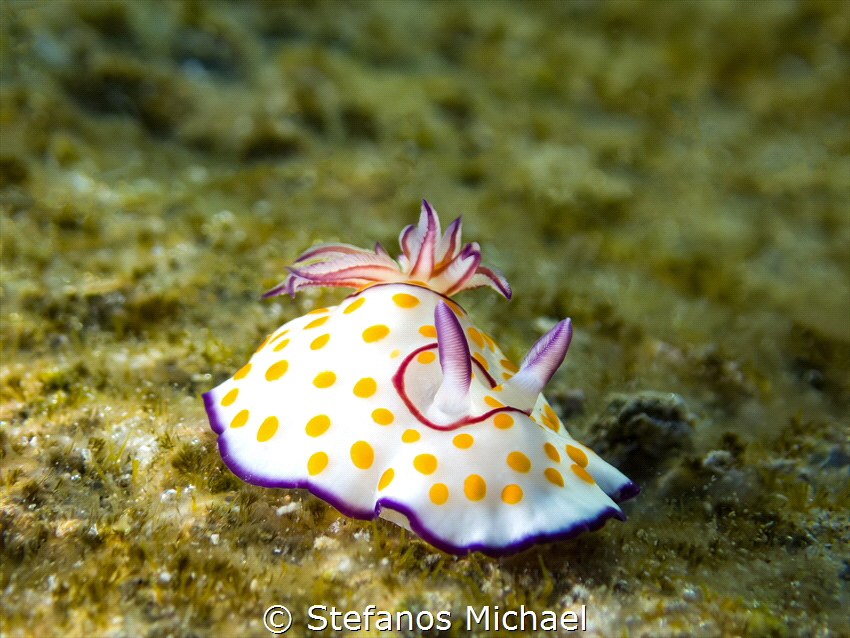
<box><xmin>2</xmin><ymin>0</ymin><xmax>848</xmax><ymax>635</ymax></box>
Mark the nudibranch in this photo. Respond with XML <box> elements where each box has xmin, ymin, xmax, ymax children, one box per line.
<box><xmin>203</xmin><ymin>201</ymin><xmax>638</xmax><ymax>556</ymax></box>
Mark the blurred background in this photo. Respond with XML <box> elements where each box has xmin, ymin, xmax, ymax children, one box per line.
<box><xmin>1</xmin><ymin>1</ymin><xmax>847</xmax><ymax>635</ymax></box>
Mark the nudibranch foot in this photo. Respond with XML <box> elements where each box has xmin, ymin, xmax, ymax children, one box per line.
<box><xmin>204</xmin><ymin>200</ymin><xmax>638</xmax><ymax>556</ymax></box>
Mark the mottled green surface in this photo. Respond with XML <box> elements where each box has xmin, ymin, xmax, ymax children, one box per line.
<box><xmin>1</xmin><ymin>1</ymin><xmax>848</xmax><ymax>636</ymax></box>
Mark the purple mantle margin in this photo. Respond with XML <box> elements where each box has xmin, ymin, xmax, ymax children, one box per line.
<box><xmin>203</xmin><ymin>392</ymin><xmax>640</xmax><ymax>557</ymax></box>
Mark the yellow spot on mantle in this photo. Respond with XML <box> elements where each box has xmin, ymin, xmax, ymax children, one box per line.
<box><xmin>378</xmin><ymin>468</ymin><xmax>394</xmax><ymax>490</ymax></box>
<box><xmin>429</xmin><ymin>483</ymin><xmax>449</xmax><ymax>505</ymax></box>
<box><xmin>414</xmin><ymin>454</ymin><xmax>437</xmax><ymax>475</ymax></box>
<box><xmin>305</xmin><ymin>316</ymin><xmax>329</xmax><ymax>329</ymax></box>
<box><xmin>392</xmin><ymin>293</ymin><xmax>420</xmax><ymax>308</ymax></box>
<box><xmin>305</xmin><ymin>414</ymin><xmax>330</xmax><ymax>437</ymax></box>
<box><xmin>265</xmin><ymin>360</ymin><xmax>288</xmax><ymax>381</ymax></box>
<box><xmin>350</xmin><ymin>441</ymin><xmax>374</xmax><ymax>470</ymax></box>
<box><xmin>453</xmin><ymin>433</ymin><xmax>474</xmax><ymax>448</ymax></box>
<box><xmin>419</xmin><ymin>325</ymin><xmax>436</xmax><ymax>338</ymax></box>
<box><xmin>571</xmin><ymin>464</ymin><xmax>595</xmax><ymax>484</ymax></box>
<box><xmin>313</xmin><ymin>371</ymin><xmax>336</xmax><ymax>388</ymax></box>
<box><xmin>363</xmin><ymin>324</ymin><xmax>390</xmax><ymax>343</ymax></box>
<box><xmin>353</xmin><ymin>377</ymin><xmax>377</xmax><ymax>398</ymax></box>
<box><xmin>221</xmin><ymin>388</ymin><xmax>238</xmax><ymax>406</ymax></box>
<box><xmin>310</xmin><ymin>334</ymin><xmax>330</xmax><ymax>350</ymax></box>
<box><xmin>507</xmin><ymin>451</ymin><xmax>531</xmax><ymax>473</ymax></box>
<box><xmin>401</xmin><ymin>429</ymin><xmax>420</xmax><ymax>443</ymax></box>
<box><xmin>544</xmin><ymin>467</ymin><xmax>564</xmax><ymax>487</ymax></box>
<box><xmin>308</xmin><ymin>452</ymin><xmax>328</xmax><ymax>476</ymax></box>
<box><xmin>493</xmin><ymin>413</ymin><xmax>514</xmax><ymax>429</ymax></box>
<box><xmin>257</xmin><ymin>416</ymin><xmax>278</xmax><ymax>442</ymax></box>
<box><xmin>566</xmin><ymin>444</ymin><xmax>589</xmax><ymax>468</ymax></box>
<box><xmin>372</xmin><ymin>408</ymin><xmax>394</xmax><ymax>425</ymax></box>
<box><xmin>344</xmin><ymin>297</ymin><xmax>366</xmax><ymax>314</ymax></box>
<box><xmin>417</xmin><ymin>350</ymin><xmax>436</xmax><ymax>364</ymax></box>
<box><xmin>230</xmin><ymin>410</ymin><xmax>249</xmax><ymax>429</ymax></box>
<box><xmin>501</xmin><ymin>484</ymin><xmax>523</xmax><ymax>505</ymax></box>
<box><xmin>464</xmin><ymin>474</ymin><xmax>487</xmax><ymax>501</ymax></box>
<box><xmin>233</xmin><ymin>363</ymin><xmax>251</xmax><ymax>380</ymax></box>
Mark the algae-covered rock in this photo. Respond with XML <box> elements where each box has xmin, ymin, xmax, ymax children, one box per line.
<box><xmin>586</xmin><ymin>392</ymin><xmax>696</xmax><ymax>484</ymax></box>
<box><xmin>1</xmin><ymin>0</ymin><xmax>847</xmax><ymax>635</ymax></box>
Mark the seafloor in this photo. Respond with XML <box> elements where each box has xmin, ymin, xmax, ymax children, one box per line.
<box><xmin>1</xmin><ymin>1</ymin><xmax>848</xmax><ymax>636</ymax></box>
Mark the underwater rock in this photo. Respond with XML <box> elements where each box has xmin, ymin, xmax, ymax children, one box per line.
<box><xmin>586</xmin><ymin>391</ymin><xmax>696</xmax><ymax>484</ymax></box>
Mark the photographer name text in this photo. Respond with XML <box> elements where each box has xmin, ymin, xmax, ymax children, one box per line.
<box><xmin>264</xmin><ymin>603</ymin><xmax>587</xmax><ymax>633</ymax></box>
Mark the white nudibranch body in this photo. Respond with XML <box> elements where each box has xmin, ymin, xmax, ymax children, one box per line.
<box><xmin>204</xmin><ymin>201</ymin><xmax>638</xmax><ymax>555</ymax></box>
